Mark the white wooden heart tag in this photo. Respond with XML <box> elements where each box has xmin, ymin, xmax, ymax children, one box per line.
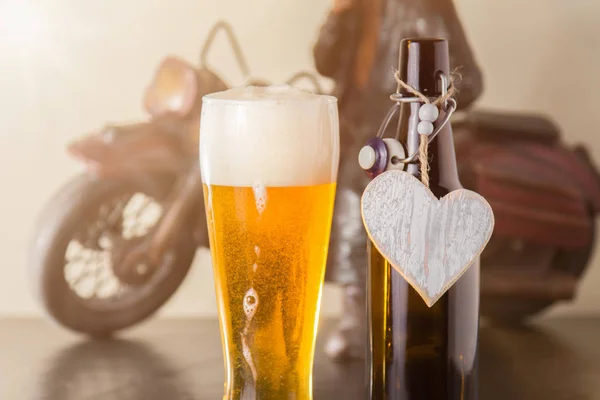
<box><xmin>361</xmin><ymin>170</ymin><xmax>494</xmax><ymax>307</ymax></box>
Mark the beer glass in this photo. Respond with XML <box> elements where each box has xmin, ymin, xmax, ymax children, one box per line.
<box><xmin>200</xmin><ymin>86</ymin><xmax>339</xmax><ymax>400</ymax></box>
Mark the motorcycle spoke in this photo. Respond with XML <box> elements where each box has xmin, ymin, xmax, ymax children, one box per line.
<box><xmin>127</xmin><ymin>196</ymin><xmax>152</xmax><ymax>221</ymax></box>
<box><xmin>106</xmin><ymin>195</ymin><xmax>130</xmax><ymax>229</ymax></box>
<box><xmin>95</xmin><ymin>263</ymin><xmax>119</xmax><ymax>297</ymax></box>
<box><xmin>90</xmin><ymin>276</ymin><xmax>108</xmax><ymax>299</ymax></box>
<box><xmin>115</xmin><ymin>285</ymin><xmax>130</xmax><ymax>297</ymax></box>
<box><xmin>69</xmin><ymin>264</ymin><xmax>94</xmax><ymax>292</ymax></box>
<box><xmin>122</xmin><ymin>194</ymin><xmax>162</xmax><ymax>238</ymax></box>
<box><xmin>75</xmin><ymin>257</ymin><xmax>96</xmax><ymax>288</ymax></box>
<box><xmin>78</xmin><ymin>196</ymin><xmax>130</xmax><ymax>250</ymax></box>
<box><xmin>63</xmin><ymin>191</ymin><xmax>171</xmax><ymax>308</ymax></box>
<box><xmin>66</xmin><ymin>252</ymin><xmax>87</xmax><ymax>265</ymax></box>
<box><xmin>65</xmin><ymin>245</ymin><xmax>107</xmax><ymax>298</ymax></box>
<box><xmin>99</xmin><ymin>230</ymin><xmax>123</xmax><ymax>250</ymax></box>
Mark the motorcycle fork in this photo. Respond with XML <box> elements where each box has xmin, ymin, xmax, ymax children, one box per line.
<box><xmin>148</xmin><ymin>166</ymin><xmax>202</xmax><ymax>263</ymax></box>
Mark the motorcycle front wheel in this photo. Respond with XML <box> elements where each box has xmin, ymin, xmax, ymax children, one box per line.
<box><xmin>30</xmin><ymin>174</ymin><xmax>197</xmax><ymax>336</ymax></box>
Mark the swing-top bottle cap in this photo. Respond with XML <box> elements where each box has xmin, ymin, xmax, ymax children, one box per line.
<box><xmin>397</xmin><ymin>38</ymin><xmax>450</xmax><ymax>99</ymax></box>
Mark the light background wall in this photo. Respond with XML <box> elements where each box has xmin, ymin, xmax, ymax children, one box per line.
<box><xmin>0</xmin><ymin>0</ymin><xmax>598</xmax><ymax>318</ymax></box>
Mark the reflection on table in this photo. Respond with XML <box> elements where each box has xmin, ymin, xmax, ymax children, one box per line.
<box><xmin>1</xmin><ymin>318</ymin><xmax>599</xmax><ymax>399</ymax></box>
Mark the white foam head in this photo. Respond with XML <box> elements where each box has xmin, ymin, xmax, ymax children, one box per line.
<box><xmin>200</xmin><ymin>85</ymin><xmax>339</xmax><ymax>187</ymax></box>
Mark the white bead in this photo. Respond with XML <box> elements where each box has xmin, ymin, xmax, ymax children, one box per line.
<box><xmin>417</xmin><ymin>121</ymin><xmax>434</xmax><ymax>135</ymax></box>
<box><xmin>418</xmin><ymin>104</ymin><xmax>439</xmax><ymax>122</ymax></box>
<box><xmin>358</xmin><ymin>146</ymin><xmax>377</xmax><ymax>170</ymax></box>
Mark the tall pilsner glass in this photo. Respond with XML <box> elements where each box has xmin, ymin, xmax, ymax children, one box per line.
<box><xmin>200</xmin><ymin>86</ymin><xmax>339</xmax><ymax>400</ymax></box>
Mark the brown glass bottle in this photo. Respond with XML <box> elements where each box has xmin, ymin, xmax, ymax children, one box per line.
<box><xmin>368</xmin><ymin>38</ymin><xmax>479</xmax><ymax>400</ymax></box>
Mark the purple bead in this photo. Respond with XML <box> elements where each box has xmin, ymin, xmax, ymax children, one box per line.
<box><xmin>360</xmin><ymin>137</ymin><xmax>388</xmax><ymax>179</ymax></box>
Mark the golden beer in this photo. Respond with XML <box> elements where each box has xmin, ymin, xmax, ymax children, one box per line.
<box><xmin>204</xmin><ymin>183</ymin><xmax>335</xmax><ymax>398</ymax></box>
<box><xmin>200</xmin><ymin>86</ymin><xmax>339</xmax><ymax>400</ymax></box>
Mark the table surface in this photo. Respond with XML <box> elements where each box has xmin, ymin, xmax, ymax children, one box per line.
<box><xmin>2</xmin><ymin>317</ymin><xmax>600</xmax><ymax>400</ymax></box>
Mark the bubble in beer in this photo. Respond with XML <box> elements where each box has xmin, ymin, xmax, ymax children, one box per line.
<box><xmin>254</xmin><ymin>245</ymin><xmax>260</xmax><ymax>257</ymax></box>
<box><xmin>241</xmin><ymin>333</ymin><xmax>258</xmax><ymax>382</ymax></box>
<box><xmin>243</xmin><ymin>288</ymin><xmax>259</xmax><ymax>320</ymax></box>
<box><xmin>252</xmin><ymin>182</ymin><xmax>267</xmax><ymax>214</ymax></box>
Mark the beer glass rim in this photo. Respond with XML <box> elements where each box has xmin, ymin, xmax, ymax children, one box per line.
<box><xmin>202</xmin><ymin>86</ymin><xmax>337</xmax><ymax>106</ymax></box>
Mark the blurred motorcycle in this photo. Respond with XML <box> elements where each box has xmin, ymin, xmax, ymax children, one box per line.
<box><xmin>453</xmin><ymin>111</ymin><xmax>600</xmax><ymax>321</ymax></box>
<box><xmin>29</xmin><ymin>21</ymin><xmax>323</xmax><ymax>336</ymax></box>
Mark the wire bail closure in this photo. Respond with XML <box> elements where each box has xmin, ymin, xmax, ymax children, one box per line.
<box><xmin>376</xmin><ymin>72</ymin><xmax>457</xmax><ymax>164</ymax></box>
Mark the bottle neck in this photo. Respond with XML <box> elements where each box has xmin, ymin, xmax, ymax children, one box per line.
<box><xmin>398</xmin><ymin>102</ymin><xmax>461</xmax><ymax>196</ymax></box>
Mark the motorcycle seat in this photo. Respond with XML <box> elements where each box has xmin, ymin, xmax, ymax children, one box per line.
<box><xmin>464</xmin><ymin>110</ymin><xmax>560</xmax><ymax>144</ymax></box>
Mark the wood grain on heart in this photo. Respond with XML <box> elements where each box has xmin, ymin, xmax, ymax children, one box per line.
<box><xmin>361</xmin><ymin>170</ymin><xmax>494</xmax><ymax>307</ymax></box>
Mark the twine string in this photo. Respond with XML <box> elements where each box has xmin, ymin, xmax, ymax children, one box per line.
<box><xmin>393</xmin><ymin>70</ymin><xmax>457</xmax><ymax>106</ymax></box>
<box><xmin>418</xmin><ymin>133</ymin><xmax>430</xmax><ymax>187</ymax></box>
<box><xmin>393</xmin><ymin>70</ymin><xmax>458</xmax><ymax>187</ymax></box>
